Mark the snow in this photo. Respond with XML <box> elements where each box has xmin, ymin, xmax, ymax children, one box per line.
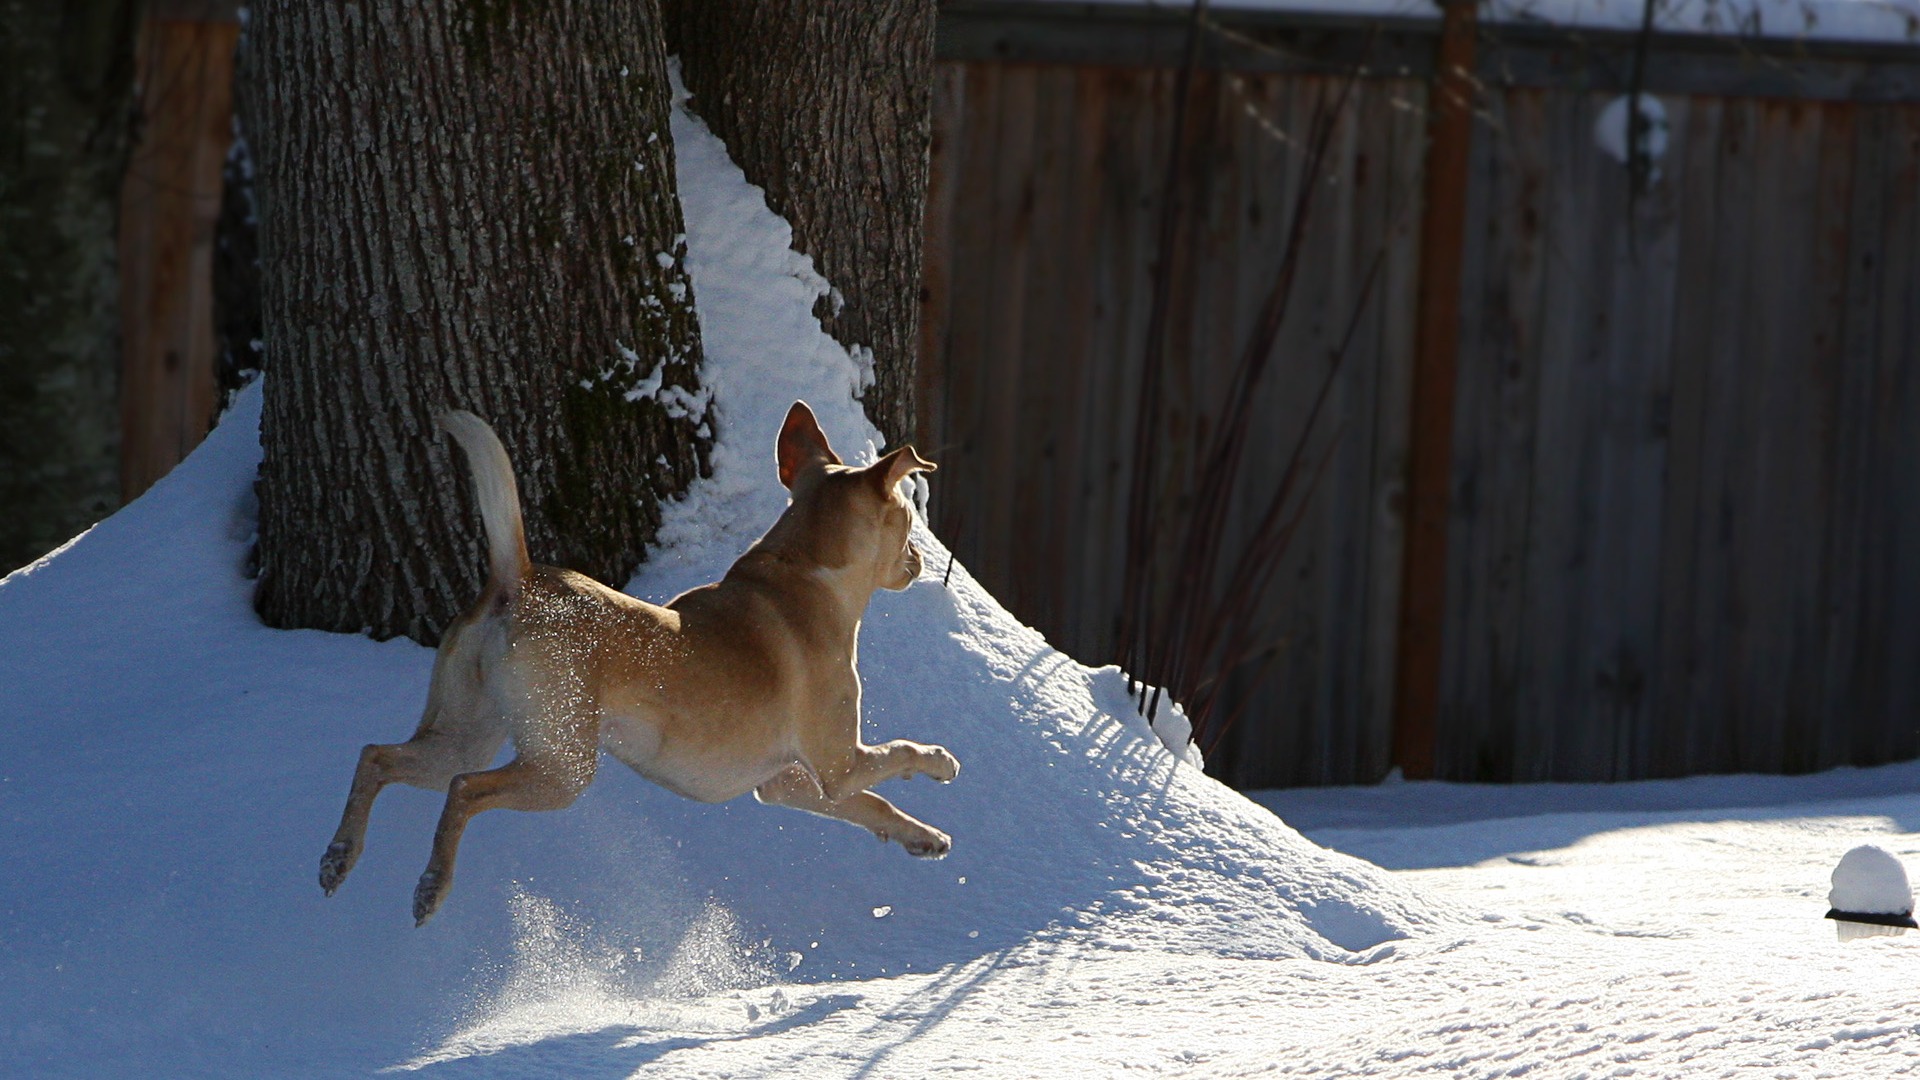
<box><xmin>1017</xmin><ymin>0</ymin><xmax>1920</xmax><ymax>44</ymax></box>
<box><xmin>1828</xmin><ymin>844</ymin><xmax>1913</xmax><ymax>914</ymax></box>
<box><xmin>8</xmin><ymin>54</ymin><xmax>1920</xmax><ymax>1080</ymax></box>
<box><xmin>1593</xmin><ymin>93</ymin><xmax>1670</xmax><ymax>174</ymax></box>
<box><xmin>1826</xmin><ymin>845</ymin><xmax>1913</xmax><ymax>941</ymax></box>
<box><xmin>1147</xmin><ymin>698</ymin><xmax>1207</xmax><ymax>771</ymax></box>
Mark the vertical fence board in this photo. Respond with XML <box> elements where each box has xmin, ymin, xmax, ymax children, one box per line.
<box><xmin>1438</xmin><ymin>87</ymin><xmax>1507</xmax><ymax>779</ymax></box>
<box><xmin>917</xmin><ymin>65</ymin><xmax>965</xmax><ymax>454</ymax></box>
<box><xmin>1048</xmin><ymin>68</ymin><xmax>1108</xmax><ymax>656</ymax></box>
<box><xmin>980</xmin><ymin>66</ymin><xmax>1040</xmax><ymax>608</ymax></box>
<box><xmin>1826</xmin><ymin>103</ymin><xmax>1887</xmax><ymax>767</ymax></box>
<box><xmin>1693</xmin><ymin>97</ymin><xmax>1761</xmax><ymax>772</ymax></box>
<box><xmin>1361</xmin><ymin>80</ymin><xmax>1427</xmax><ymax>782</ymax></box>
<box><xmin>1804</xmin><ymin>101</ymin><xmax>1860</xmax><ymax>772</ymax></box>
<box><xmin>930</xmin><ymin>62</ymin><xmax>1002</xmax><ymax>588</ymax></box>
<box><xmin>119</xmin><ymin>17</ymin><xmax>237</xmax><ymax>500</ymax></box>
<box><xmin>1654</xmin><ymin>95</ymin><xmax>1725</xmax><ymax>776</ymax></box>
<box><xmin>1875</xmin><ymin>107</ymin><xmax>1920</xmax><ymax>764</ymax></box>
<box><xmin>1591</xmin><ymin>92</ymin><xmax>1683</xmax><ymax>781</ymax></box>
<box><xmin>1520</xmin><ymin>91</ymin><xmax>1603</xmax><ymax>779</ymax></box>
<box><xmin>1010</xmin><ymin>68</ymin><xmax>1078</xmax><ymax>628</ymax></box>
<box><xmin>1739</xmin><ymin>103</ymin><xmax>1824</xmax><ymax>773</ymax></box>
<box><xmin>1324</xmin><ymin>82</ymin><xmax>1397</xmax><ymax>780</ymax></box>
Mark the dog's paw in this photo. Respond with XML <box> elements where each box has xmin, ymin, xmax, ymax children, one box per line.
<box><xmin>918</xmin><ymin>746</ymin><xmax>960</xmax><ymax>784</ymax></box>
<box><xmin>319</xmin><ymin>840</ymin><xmax>357</xmax><ymax>896</ymax></box>
<box><xmin>903</xmin><ymin>827</ymin><xmax>952</xmax><ymax>859</ymax></box>
<box><xmin>413</xmin><ymin>869</ymin><xmax>449</xmax><ymax>927</ymax></box>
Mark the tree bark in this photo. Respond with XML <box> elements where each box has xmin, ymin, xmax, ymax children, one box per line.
<box><xmin>666</xmin><ymin>0</ymin><xmax>934</xmax><ymax>447</ymax></box>
<box><xmin>0</xmin><ymin>0</ymin><xmax>137</xmax><ymax>572</ymax></box>
<box><xmin>246</xmin><ymin>0</ymin><xmax>709</xmax><ymax>643</ymax></box>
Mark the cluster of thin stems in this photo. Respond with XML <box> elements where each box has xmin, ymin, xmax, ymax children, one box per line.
<box><xmin>1115</xmin><ymin>5</ymin><xmax>1382</xmax><ymax>760</ymax></box>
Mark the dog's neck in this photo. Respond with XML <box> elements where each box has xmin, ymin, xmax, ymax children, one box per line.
<box><xmin>729</xmin><ymin>493</ymin><xmax>875</xmax><ymax>629</ymax></box>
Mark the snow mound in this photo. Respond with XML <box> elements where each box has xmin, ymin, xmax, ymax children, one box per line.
<box><xmin>1828</xmin><ymin>845</ymin><xmax>1913</xmax><ymax>915</ymax></box>
<box><xmin>0</xmin><ymin>71</ymin><xmax>1459</xmax><ymax>1077</ymax></box>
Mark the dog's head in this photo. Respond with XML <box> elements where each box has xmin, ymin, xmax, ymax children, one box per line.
<box><xmin>776</xmin><ymin>401</ymin><xmax>937</xmax><ymax>592</ymax></box>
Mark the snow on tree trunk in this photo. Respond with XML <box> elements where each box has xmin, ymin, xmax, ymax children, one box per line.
<box><xmin>0</xmin><ymin>0</ymin><xmax>133</xmax><ymax>573</ymax></box>
<box><xmin>245</xmin><ymin>0</ymin><xmax>709</xmax><ymax>643</ymax></box>
<box><xmin>666</xmin><ymin>0</ymin><xmax>933</xmax><ymax>447</ymax></box>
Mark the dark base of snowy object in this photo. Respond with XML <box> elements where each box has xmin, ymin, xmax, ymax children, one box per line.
<box><xmin>1824</xmin><ymin>908</ymin><xmax>1918</xmax><ymax>929</ymax></box>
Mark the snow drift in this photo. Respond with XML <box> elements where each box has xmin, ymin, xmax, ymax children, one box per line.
<box><xmin>0</xmin><ymin>80</ymin><xmax>1457</xmax><ymax>1077</ymax></box>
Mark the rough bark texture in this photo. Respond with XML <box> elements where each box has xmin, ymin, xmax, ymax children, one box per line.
<box><xmin>666</xmin><ymin>0</ymin><xmax>933</xmax><ymax>447</ymax></box>
<box><xmin>0</xmin><ymin>0</ymin><xmax>136</xmax><ymax>572</ymax></box>
<box><xmin>246</xmin><ymin>0</ymin><xmax>709</xmax><ymax>643</ymax></box>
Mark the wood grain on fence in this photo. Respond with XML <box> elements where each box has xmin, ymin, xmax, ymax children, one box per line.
<box><xmin>920</xmin><ymin>36</ymin><xmax>1920</xmax><ymax>785</ymax></box>
<box><xmin>118</xmin><ymin>10</ymin><xmax>237</xmax><ymax>501</ymax></box>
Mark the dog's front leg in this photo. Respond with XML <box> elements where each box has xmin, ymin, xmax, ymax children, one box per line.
<box><xmin>755</xmin><ymin>766</ymin><xmax>952</xmax><ymax>858</ymax></box>
<box><xmin>814</xmin><ymin>739</ymin><xmax>960</xmax><ymax>801</ymax></box>
<box><xmin>412</xmin><ymin>753</ymin><xmax>596</xmax><ymax>926</ymax></box>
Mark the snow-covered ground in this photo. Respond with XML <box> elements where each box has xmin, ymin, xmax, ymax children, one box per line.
<box><xmin>7</xmin><ymin>67</ymin><xmax>1920</xmax><ymax>1080</ymax></box>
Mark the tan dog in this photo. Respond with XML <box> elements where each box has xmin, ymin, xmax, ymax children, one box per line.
<box><xmin>319</xmin><ymin>402</ymin><xmax>957</xmax><ymax>925</ymax></box>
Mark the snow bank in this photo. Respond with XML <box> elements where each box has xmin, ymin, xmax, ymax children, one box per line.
<box><xmin>0</xmin><ymin>67</ymin><xmax>1458</xmax><ymax>1078</ymax></box>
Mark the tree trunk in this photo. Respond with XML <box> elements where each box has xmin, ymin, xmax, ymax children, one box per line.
<box><xmin>0</xmin><ymin>0</ymin><xmax>137</xmax><ymax>572</ymax></box>
<box><xmin>246</xmin><ymin>0</ymin><xmax>709</xmax><ymax>643</ymax></box>
<box><xmin>666</xmin><ymin>0</ymin><xmax>933</xmax><ymax>447</ymax></box>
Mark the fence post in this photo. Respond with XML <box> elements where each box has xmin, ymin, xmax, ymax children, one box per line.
<box><xmin>118</xmin><ymin>0</ymin><xmax>240</xmax><ymax>501</ymax></box>
<box><xmin>1391</xmin><ymin>0</ymin><xmax>1478</xmax><ymax>781</ymax></box>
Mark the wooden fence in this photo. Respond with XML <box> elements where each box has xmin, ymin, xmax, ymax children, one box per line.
<box><xmin>118</xmin><ymin>0</ymin><xmax>240</xmax><ymax>501</ymax></box>
<box><xmin>917</xmin><ymin>2</ymin><xmax>1920</xmax><ymax>786</ymax></box>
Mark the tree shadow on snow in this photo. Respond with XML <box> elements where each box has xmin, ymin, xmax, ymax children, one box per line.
<box><xmin>394</xmin><ymin>992</ymin><xmax>864</xmax><ymax>1078</ymax></box>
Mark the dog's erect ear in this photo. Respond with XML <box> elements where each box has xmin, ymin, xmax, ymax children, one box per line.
<box><xmin>871</xmin><ymin>445</ymin><xmax>938</xmax><ymax>494</ymax></box>
<box><xmin>777</xmin><ymin>401</ymin><xmax>842</xmax><ymax>489</ymax></box>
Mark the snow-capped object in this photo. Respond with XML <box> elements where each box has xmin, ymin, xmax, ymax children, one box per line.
<box><xmin>1594</xmin><ymin>94</ymin><xmax>1670</xmax><ymax>176</ymax></box>
<box><xmin>1149</xmin><ymin>704</ymin><xmax>1206</xmax><ymax>771</ymax></box>
<box><xmin>1828</xmin><ymin>845</ymin><xmax>1912</xmax><ymax>913</ymax></box>
<box><xmin>1825</xmin><ymin>845</ymin><xmax>1916</xmax><ymax>941</ymax></box>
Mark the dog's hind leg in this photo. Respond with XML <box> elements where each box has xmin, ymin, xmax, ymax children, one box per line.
<box><xmin>755</xmin><ymin>765</ymin><xmax>951</xmax><ymax>858</ymax></box>
<box><xmin>319</xmin><ymin>722</ymin><xmax>507</xmax><ymax>896</ymax></box>
<box><xmin>411</xmin><ymin>748</ymin><xmax>597</xmax><ymax>926</ymax></box>
<box><xmin>322</xmin><ymin>616</ymin><xmax>509</xmax><ymax>896</ymax></box>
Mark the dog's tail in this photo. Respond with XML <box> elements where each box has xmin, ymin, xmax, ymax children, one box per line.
<box><xmin>438</xmin><ymin>410</ymin><xmax>532</xmax><ymax>594</ymax></box>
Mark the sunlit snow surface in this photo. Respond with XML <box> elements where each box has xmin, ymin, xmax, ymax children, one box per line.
<box><xmin>7</xmin><ymin>65</ymin><xmax>1920</xmax><ymax>1080</ymax></box>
